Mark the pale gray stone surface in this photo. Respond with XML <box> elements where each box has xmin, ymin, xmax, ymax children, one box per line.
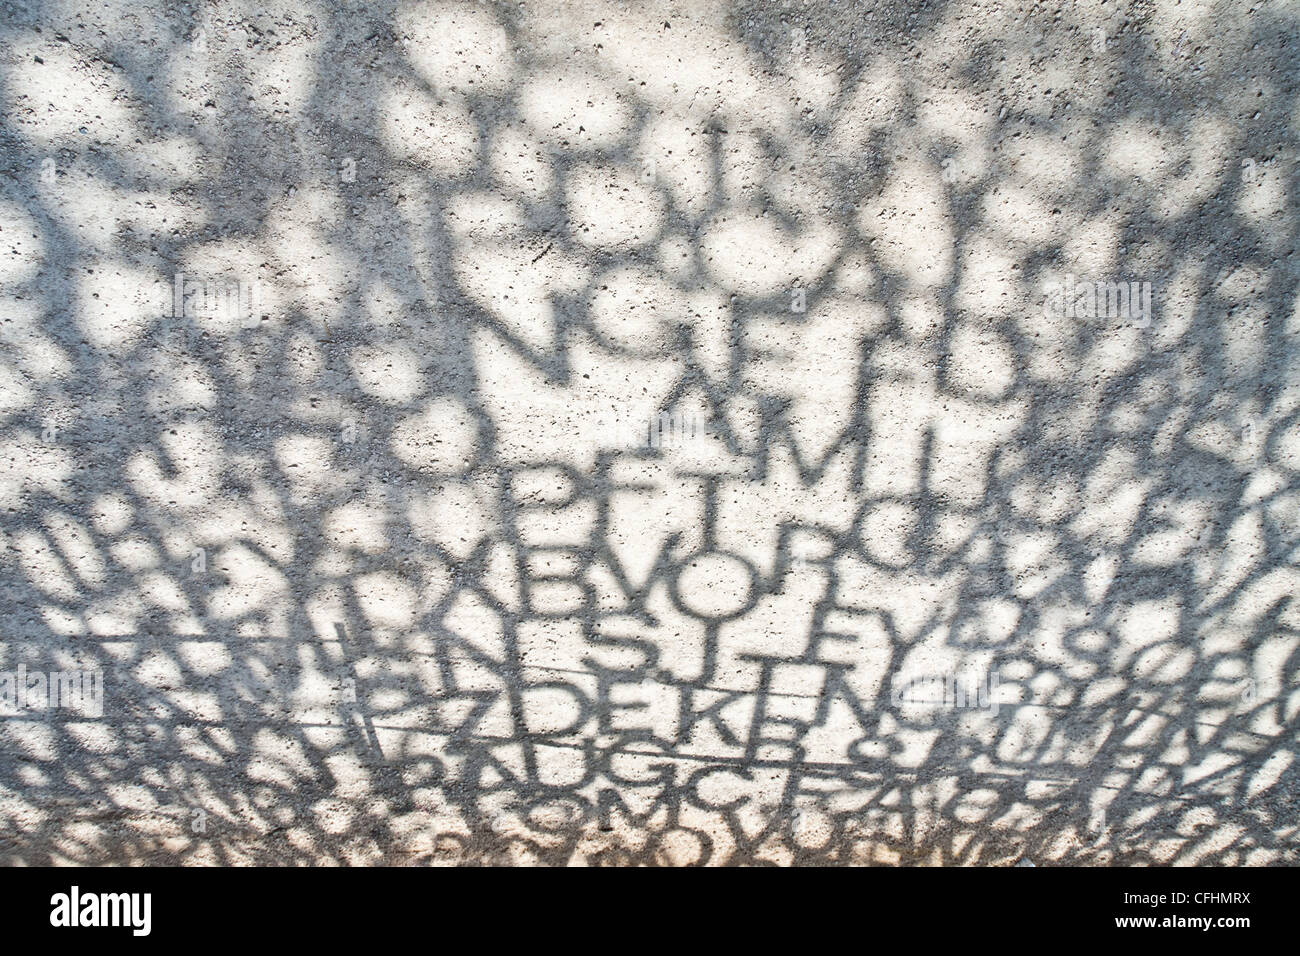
<box><xmin>0</xmin><ymin>0</ymin><xmax>1297</xmax><ymax>865</ymax></box>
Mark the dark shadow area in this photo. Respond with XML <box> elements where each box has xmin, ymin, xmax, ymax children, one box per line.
<box><xmin>0</xmin><ymin>0</ymin><xmax>1298</xmax><ymax>865</ymax></box>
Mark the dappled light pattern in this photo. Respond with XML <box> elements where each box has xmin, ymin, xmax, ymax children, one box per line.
<box><xmin>1</xmin><ymin>0</ymin><xmax>1299</xmax><ymax>865</ymax></box>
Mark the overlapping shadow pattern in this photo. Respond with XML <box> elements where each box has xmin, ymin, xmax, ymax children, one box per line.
<box><xmin>0</xmin><ymin>0</ymin><xmax>1298</xmax><ymax>864</ymax></box>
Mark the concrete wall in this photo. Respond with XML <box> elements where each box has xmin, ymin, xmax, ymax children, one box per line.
<box><xmin>1</xmin><ymin>0</ymin><xmax>1298</xmax><ymax>864</ymax></box>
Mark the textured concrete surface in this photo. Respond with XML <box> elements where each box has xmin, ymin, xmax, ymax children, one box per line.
<box><xmin>1</xmin><ymin>0</ymin><xmax>1299</xmax><ymax>865</ymax></box>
